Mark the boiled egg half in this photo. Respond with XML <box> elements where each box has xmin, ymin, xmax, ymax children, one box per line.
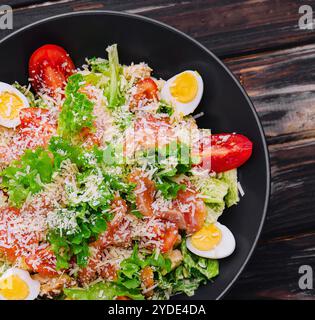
<box><xmin>0</xmin><ymin>268</ymin><xmax>40</xmax><ymax>300</ymax></box>
<box><xmin>0</xmin><ymin>82</ymin><xmax>29</xmax><ymax>128</ymax></box>
<box><xmin>186</xmin><ymin>222</ymin><xmax>236</xmax><ymax>259</ymax></box>
<box><xmin>161</xmin><ymin>70</ymin><xmax>203</xmax><ymax>116</ymax></box>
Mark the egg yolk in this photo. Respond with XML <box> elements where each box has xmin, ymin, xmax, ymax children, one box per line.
<box><xmin>0</xmin><ymin>91</ymin><xmax>24</xmax><ymax>120</ymax></box>
<box><xmin>191</xmin><ymin>224</ymin><xmax>222</xmax><ymax>251</ymax></box>
<box><xmin>170</xmin><ymin>72</ymin><xmax>198</xmax><ymax>103</ymax></box>
<box><xmin>0</xmin><ymin>275</ymin><xmax>29</xmax><ymax>300</ymax></box>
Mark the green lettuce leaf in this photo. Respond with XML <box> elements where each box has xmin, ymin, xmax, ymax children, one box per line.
<box><xmin>58</xmin><ymin>73</ymin><xmax>95</xmax><ymax>139</ymax></box>
<box><xmin>116</xmin><ymin>244</ymin><xmax>171</xmax><ymax>295</ymax></box>
<box><xmin>106</xmin><ymin>44</ymin><xmax>124</xmax><ymax>109</ymax></box>
<box><xmin>221</xmin><ymin>169</ymin><xmax>239</xmax><ymax>208</ymax></box>
<box><xmin>199</xmin><ymin>177</ymin><xmax>229</xmax><ymax>206</ymax></box>
<box><xmin>49</xmin><ymin>137</ymin><xmax>103</xmax><ymax>170</ymax></box>
<box><xmin>156</xmin><ymin>179</ymin><xmax>186</xmax><ymax>200</ymax></box>
<box><xmin>64</xmin><ymin>281</ymin><xmax>144</xmax><ymax>300</ymax></box>
<box><xmin>192</xmin><ymin>176</ymin><xmax>229</xmax><ymax>222</ymax></box>
<box><xmin>154</xmin><ymin>240</ymin><xmax>219</xmax><ymax>299</ymax></box>
<box><xmin>0</xmin><ymin>148</ymin><xmax>54</xmax><ymax>207</ymax></box>
<box><xmin>181</xmin><ymin>240</ymin><xmax>219</xmax><ymax>280</ymax></box>
<box><xmin>87</xmin><ymin>57</ymin><xmax>110</xmax><ymax>75</ymax></box>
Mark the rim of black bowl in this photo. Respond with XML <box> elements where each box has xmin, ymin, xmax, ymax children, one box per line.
<box><xmin>0</xmin><ymin>10</ymin><xmax>270</xmax><ymax>300</ymax></box>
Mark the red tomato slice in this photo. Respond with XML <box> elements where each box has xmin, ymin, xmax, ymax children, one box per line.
<box><xmin>0</xmin><ymin>108</ymin><xmax>56</xmax><ymax>164</ymax></box>
<box><xmin>197</xmin><ymin>133</ymin><xmax>253</xmax><ymax>173</ymax></box>
<box><xmin>0</xmin><ymin>208</ymin><xmax>20</xmax><ymax>262</ymax></box>
<box><xmin>133</xmin><ymin>78</ymin><xmax>158</xmax><ymax>107</ymax></box>
<box><xmin>25</xmin><ymin>248</ymin><xmax>58</xmax><ymax>277</ymax></box>
<box><xmin>29</xmin><ymin>44</ymin><xmax>75</xmax><ymax>96</ymax></box>
<box><xmin>18</xmin><ymin>107</ymin><xmax>57</xmax><ymax>149</ymax></box>
<box><xmin>0</xmin><ymin>208</ymin><xmax>41</xmax><ymax>263</ymax></box>
<box><xmin>20</xmin><ymin>107</ymin><xmax>52</xmax><ymax>128</ymax></box>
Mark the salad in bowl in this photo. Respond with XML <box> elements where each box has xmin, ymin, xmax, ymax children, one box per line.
<box><xmin>0</xmin><ymin>44</ymin><xmax>252</xmax><ymax>300</ymax></box>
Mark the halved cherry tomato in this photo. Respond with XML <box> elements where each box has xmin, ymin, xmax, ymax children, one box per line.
<box><xmin>133</xmin><ymin>78</ymin><xmax>158</xmax><ymax>107</ymax></box>
<box><xmin>0</xmin><ymin>208</ymin><xmax>40</xmax><ymax>262</ymax></box>
<box><xmin>18</xmin><ymin>107</ymin><xmax>57</xmax><ymax>148</ymax></box>
<box><xmin>0</xmin><ymin>108</ymin><xmax>56</xmax><ymax>164</ymax></box>
<box><xmin>29</xmin><ymin>44</ymin><xmax>75</xmax><ymax>96</ymax></box>
<box><xmin>19</xmin><ymin>107</ymin><xmax>52</xmax><ymax>128</ymax></box>
<box><xmin>128</xmin><ymin>170</ymin><xmax>156</xmax><ymax>216</ymax></box>
<box><xmin>196</xmin><ymin>133</ymin><xmax>253</xmax><ymax>173</ymax></box>
<box><xmin>25</xmin><ymin>248</ymin><xmax>58</xmax><ymax>277</ymax></box>
<box><xmin>0</xmin><ymin>208</ymin><xmax>20</xmax><ymax>262</ymax></box>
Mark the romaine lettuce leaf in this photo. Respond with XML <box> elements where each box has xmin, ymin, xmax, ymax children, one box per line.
<box><xmin>181</xmin><ymin>240</ymin><xmax>219</xmax><ymax>280</ymax></box>
<box><xmin>192</xmin><ymin>176</ymin><xmax>229</xmax><ymax>222</ymax></box>
<box><xmin>106</xmin><ymin>44</ymin><xmax>124</xmax><ymax>109</ymax></box>
<box><xmin>155</xmin><ymin>240</ymin><xmax>219</xmax><ymax>299</ymax></box>
<box><xmin>221</xmin><ymin>169</ymin><xmax>239</xmax><ymax>207</ymax></box>
<box><xmin>64</xmin><ymin>281</ymin><xmax>144</xmax><ymax>300</ymax></box>
<box><xmin>199</xmin><ymin>177</ymin><xmax>229</xmax><ymax>206</ymax></box>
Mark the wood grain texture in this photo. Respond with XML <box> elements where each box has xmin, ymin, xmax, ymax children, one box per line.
<box><xmin>0</xmin><ymin>0</ymin><xmax>315</xmax><ymax>57</ymax></box>
<box><xmin>5</xmin><ymin>0</ymin><xmax>46</xmax><ymax>8</ymax></box>
<box><xmin>225</xmin><ymin>45</ymin><xmax>315</xmax><ymax>299</ymax></box>
<box><xmin>1</xmin><ymin>0</ymin><xmax>315</xmax><ymax>300</ymax></box>
<box><xmin>226</xmin><ymin>232</ymin><xmax>315</xmax><ymax>299</ymax></box>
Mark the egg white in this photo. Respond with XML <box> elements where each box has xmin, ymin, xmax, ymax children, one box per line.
<box><xmin>0</xmin><ymin>268</ymin><xmax>40</xmax><ymax>300</ymax></box>
<box><xmin>160</xmin><ymin>70</ymin><xmax>203</xmax><ymax>116</ymax></box>
<box><xmin>186</xmin><ymin>222</ymin><xmax>236</xmax><ymax>259</ymax></box>
<box><xmin>0</xmin><ymin>82</ymin><xmax>29</xmax><ymax>128</ymax></box>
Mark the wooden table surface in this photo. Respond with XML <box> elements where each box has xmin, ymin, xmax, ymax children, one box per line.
<box><xmin>1</xmin><ymin>0</ymin><xmax>315</xmax><ymax>300</ymax></box>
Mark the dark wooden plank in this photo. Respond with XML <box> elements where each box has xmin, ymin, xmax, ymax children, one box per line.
<box><xmin>1</xmin><ymin>1</ymin><xmax>47</xmax><ymax>8</ymax></box>
<box><xmin>226</xmin><ymin>45</ymin><xmax>315</xmax><ymax>144</ymax></box>
<box><xmin>225</xmin><ymin>45</ymin><xmax>315</xmax><ymax>239</ymax></box>
<box><xmin>1</xmin><ymin>0</ymin><xmax>315</xmax><ymax>300</ymax></box>
<box><xmin>1</xmin><ymin>0</ymin><xmax>315</xmax><ymax>57</ymax></box>
<box><xmin>223</xmin><ymin>45</ymin><xmax>315</xmax><ymax>299</ymax></box>
<box><xmin>226</xmin><ymin>139</ymin><xmax>315</xmax><ymax>298</ymax></box>
<box><xmin>226</xmin><ymin>232</ymin><xmax>315</xmax><ymax>299</ymax></box>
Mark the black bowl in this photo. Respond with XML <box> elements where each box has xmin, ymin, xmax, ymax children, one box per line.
<box><xmin>0</xmin><ymin>11</ymin><xmax>270</xmax><ymax>300</ymax></box>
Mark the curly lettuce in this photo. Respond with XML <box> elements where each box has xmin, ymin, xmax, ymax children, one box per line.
<box><xmin>58</xmin><ymin>73</ymin><xmax>95</xmax><ymax>139</ymax></box>
<box><xmin>0</xmin><ymin>148</ymin><xmax>54</xmax><ymax>207</ymax></box>
<box><xmin>155</xmin><ymin>240</ymin><xmax>219</xmax><ymax>299</ymax></box>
